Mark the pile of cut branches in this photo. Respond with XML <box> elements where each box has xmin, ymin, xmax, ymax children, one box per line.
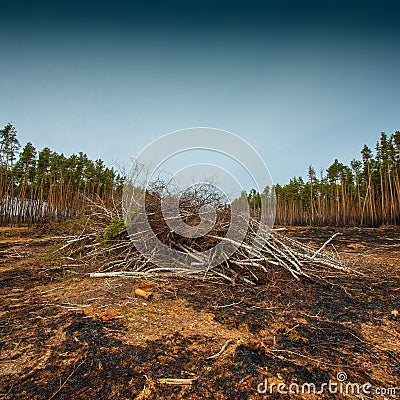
<box><xmin>61</xmin><ymin>189</ymin><xmax>349</xmax><ymax>285</ymax></box>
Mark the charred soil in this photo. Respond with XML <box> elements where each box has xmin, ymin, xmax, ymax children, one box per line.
<box><xmin>0</xmin><ymin>226</ymin><xmax>399</xmax><ymax>399</ymax></box>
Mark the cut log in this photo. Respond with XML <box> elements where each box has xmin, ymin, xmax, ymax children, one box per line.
<box><xmin>134</xmin><ymin>288</ymin><xmax>153</xmax><ymax>301</ymax></box>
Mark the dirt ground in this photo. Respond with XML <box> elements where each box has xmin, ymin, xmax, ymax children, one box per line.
<box><xmin>0</xmin><ymin>226</ymin><xmax>399</xmax><ymax>399</ymax></box>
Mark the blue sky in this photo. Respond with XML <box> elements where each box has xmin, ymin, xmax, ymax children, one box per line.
<box><xmin>0</xmin><ymin>0</ymin><xmax>399</xmax><ymax>184</ymax></box>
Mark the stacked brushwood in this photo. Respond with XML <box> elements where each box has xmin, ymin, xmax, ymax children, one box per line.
<box><xmin>61</xmin><ymin>188</ymin><xmax>349</xmax><ymax>285</ymax></box>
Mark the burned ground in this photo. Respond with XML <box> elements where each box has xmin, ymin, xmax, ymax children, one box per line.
<box><xmin>0</xmin><ymin>227</ymin><xmax>399</xmax><ymax>399</ymax></box>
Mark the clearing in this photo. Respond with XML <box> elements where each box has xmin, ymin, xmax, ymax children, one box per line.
<box><xmin>0</xmin><ymin>226</ymin><xmax>399</xmax><ymax>399</ymax></box>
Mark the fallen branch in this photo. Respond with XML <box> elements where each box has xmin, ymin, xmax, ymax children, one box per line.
<box><xmin>63</xmin><ymin>189</ymin><xmax>348</xmax><ymax>286</ymax></box>
<box><xmin>48</xmin><ymin>357</ymin><xmax>86</xmax><ymax>400</ymax></box>
<box><xmin>206</xmin><ymin>339</ymin><xmax>233</xmax><ymax>360</ymax></box>
<box><xmin>158</xmin><ymin>378</ymin><xmax>196</xmax><ymax>385</ymax></box>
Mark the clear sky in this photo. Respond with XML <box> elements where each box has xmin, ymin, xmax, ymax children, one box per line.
<box><xmin>0</xmin><ymin>0</ymin><xmax>399</xmax><ymax>184</ymax></box>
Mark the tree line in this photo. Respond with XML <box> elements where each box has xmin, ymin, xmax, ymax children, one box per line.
<box><xmin>0</xmin><ymin>123</ymin><xmax>123</xmax><ymax>225</ymax></box>
<box><xmin>247</xmin><ymin>131</ymin><xmax>400</xmax><ymax>226</ymax></box>
<box><xmin>1</xmin><ymin>123</ymin><xmax>399</xmax><ymax>226</ymax></box>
